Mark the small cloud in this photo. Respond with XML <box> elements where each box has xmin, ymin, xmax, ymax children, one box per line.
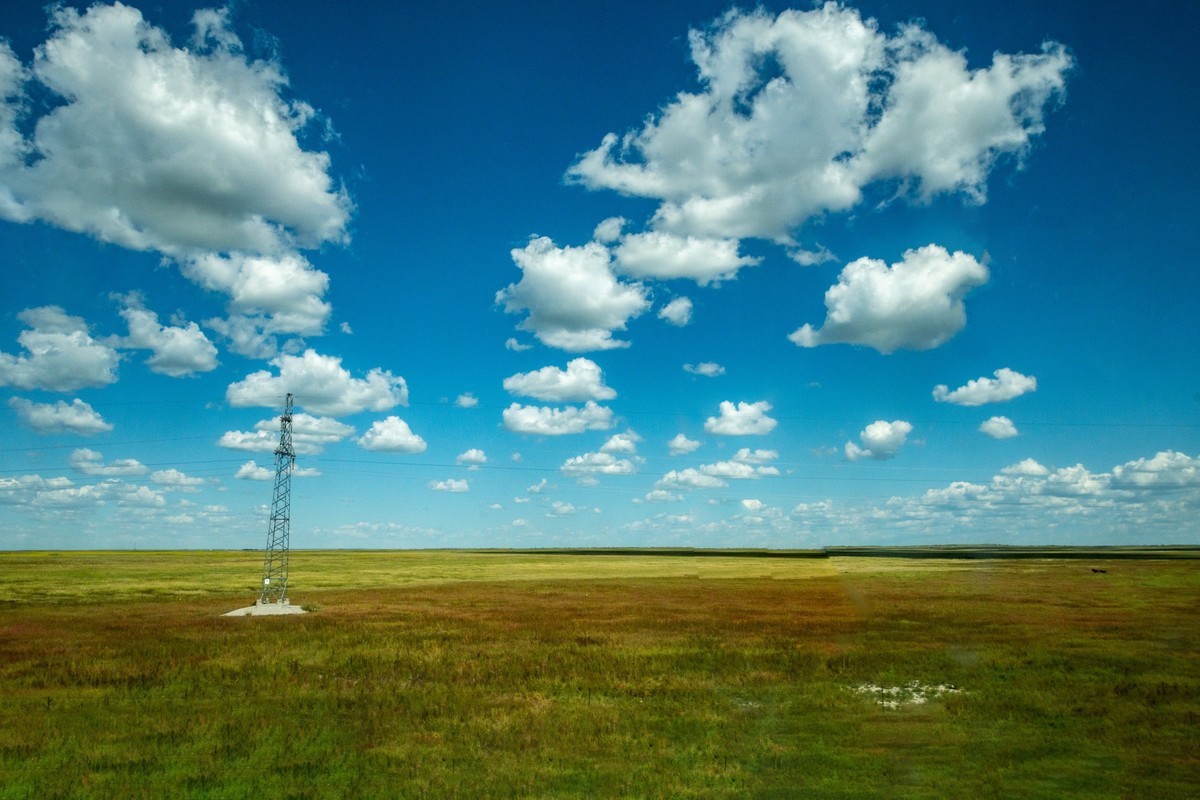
<box><xmin>9</xmin><ymin>397</ymin><xmax>113</xmax><ymax>435</ymax></box>
<box><xmin>503</xmin><ymin>358</ymin><xmax>616</xmax><ymax>402</ymax></box>
<box><xmin>668</xmin><ymin>433</ymin><xmax>701</xmax><ymax>456</ymax></box>
<box><xmin>235</xmin><ymin>460</ymin><xmax>272</xmax><ymax>481</ymax></box>
<box><xmin>741</xmin><ymin>498</ymin><xmax>764</xmax><ymax>512</ymax></box>
<box><xmin>601</xmin><ymin>430</ymin><xmax>641</xmax><ymax>454</ymax></box>
<box><xmin>505</xmin><ymin>337</ymin><xmax>533</xmax><ymax>352</ymax></box>
<box><xmin>593</xmin><ymin>216</ymin><xmax>626</xmax><ymax>243</ymax></box>
<box><xmin>0</xmin><ymin>306</ymin><xmax>120</xmax><ymax>391</ymax></box>
<box><xmin>561</xmin><ymin>451</ymin><xmax>637</xmax><ymax>481</ymax></box>
<box><xmin>502</xmin><ymin>401</ymin><xmax>613</xmax><ymax>435</ymax></box>
<box><xmin>340</xmin><ymin>321</ymin><xmax>353</xmax><ymax>334</ymax></box>
<box><xmin>457</xmin><ymin>448</ymin><xmax>488</xmax><ymax>469</ymax></box>
<box><xmin>657</xmin><ymin>297</ymin><xmax>693</xmax><ymax>327</ymax></box>
<box><xmin>934</xmin><ymin>368</ymin><xmax>1037</xmax><ymax>406</ymax></box>
<box><xmin>979</xmin><ymin>416</ymin><xmax>1019</xmax><ymax>439</ymax></box>
<box><xmin>790</xmin><ymin>246</ymin><xmax>988</xmax><ymax>354</ymax></box>
<box><xmin>429</xmin><ymin>478</ymin><xmax>469</xmax><ymax>493</ymax></box>
<box><xmin>546</xmin><ymin>501</ymin><xmax>576</xmax><ymax>517</ymax></box>
<box><xmin>70</xmin><ymin>448</ymin><xmax>147</xmax><ymax>476</ymax></box>
<box><xmin>455</xmin><ymin>392</ymin><xmax>479</xmax><ymax>408</ymax></box>
<box><xmin>704</xmin><ymin>401</ymin><xmax>776</xmax><ymax>436</ymax></box>
<box><xmin>788</xmin><ymin>245</ymin><xmax>835</xmax><ymax>266</ymax></box>
<box><xmin>845</xmin><ymin>420</ymin><xmax>912</xmax><ymax>461</ymax></box>
<box><xmin>684</xmin><ymin>362</ymin><xmax>725</xmax><ymax>377</ymax></box>
<box><xmin>1001</xmin><ymin>458</ymin><xmax>1049</xmax><ymax>477</ymax></box>
<box><xmin>357</xmin><ymin>416</ymin><xmax>427</xmax><ymax>453</ymax></box>
<box><xmin>149</xmin><ymin>468</ymin><xmax>206</xmax><ymax>489</ymax></box>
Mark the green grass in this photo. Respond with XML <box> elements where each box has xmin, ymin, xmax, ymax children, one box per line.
<box><xmin>1</xmin><ymin>551</ymin><xmax>1197</xmax><ymax>798</ymax></box>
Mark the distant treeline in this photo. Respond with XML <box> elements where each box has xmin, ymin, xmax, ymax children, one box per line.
<box><xmin>466</xmin><ymin>546</ymin><xmax>1200</xmax><ymax>561</ymax></box>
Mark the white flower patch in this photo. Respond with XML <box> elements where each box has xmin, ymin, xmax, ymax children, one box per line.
<box><xmin>850</xmin><ymin>681</ymin><xmax>963</xmax><ymax>710</ymax></box>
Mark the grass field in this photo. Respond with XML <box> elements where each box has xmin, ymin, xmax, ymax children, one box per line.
<box><xmin>1</xmin><ymin>550</ymin><xmax>1197</xmax><ymax>798</ymax></box>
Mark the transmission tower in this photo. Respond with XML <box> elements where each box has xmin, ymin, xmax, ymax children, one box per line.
<box><xmin>258</xmin><ymin>393</ymin><xmax>296</xmax><ymax>605</ymax></box>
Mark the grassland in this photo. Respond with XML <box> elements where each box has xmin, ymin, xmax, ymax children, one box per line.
<box><xmin>1</xmin><ymin>550</ymin><xmax>1197</xmax><ymax>798</ymax></box>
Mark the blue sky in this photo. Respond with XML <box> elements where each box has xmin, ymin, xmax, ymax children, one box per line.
<box><xmin>1</xmin><ymin>0</ymin><xmax>1197</xmax><ymax>549</ymax></box>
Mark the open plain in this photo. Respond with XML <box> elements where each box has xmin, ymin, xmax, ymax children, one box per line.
<box><xmin>1</xmin><ymin>549</ymin><xmax>1197</xmax><ymax>798</ymax></box>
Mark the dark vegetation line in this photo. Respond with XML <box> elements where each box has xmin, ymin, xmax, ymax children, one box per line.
<box><xmin>316</xmin><ymin>545</ymin><xmax>1200</xmax><ymax>560</ymax></box>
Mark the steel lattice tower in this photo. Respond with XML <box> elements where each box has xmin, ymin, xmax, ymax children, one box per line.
<box><xmin>258</xmin><ymin>393</ymin><xmax>296</xmax><ymax>605</ymax></box>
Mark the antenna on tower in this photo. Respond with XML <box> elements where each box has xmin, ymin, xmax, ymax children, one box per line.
<box><xmin>258</xmin><ymin>392</ymin><xmax>296</xmax><ymax>606</ymax></box>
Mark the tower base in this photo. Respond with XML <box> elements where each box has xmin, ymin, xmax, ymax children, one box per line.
<box><xmin>222</xmin><ymin>601</ymin><xmax>308</xmax><ymax>617</ymax></box>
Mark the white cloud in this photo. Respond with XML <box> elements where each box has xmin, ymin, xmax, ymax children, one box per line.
<box><xmin>9</xmin><ymin>397</ymin><xmax>112</xmax><ymax>435</ymax></box>
<box><xmin>593</xmin><ymin>216</ymin><xmax>626</xmax><ymax>243</ymax></box>
<box><xmin>566</xmin><ymin>5</ymin><xmax>1069</xmax><ymax>242</ymax></box>
<box><xmin>789</xmin><ymin>245</ymin><xmax>836</xmax><ymax>266</ymax></box>
<box><xmin>668</xmin><ymin>433</ymin><xmax>701</xmax><ymax>456</ymax></box>
<box><xmin>70</xmin><ymin>448</ymin><xmax>147</xmax><ymax>477</ymax></box>
<box><xmin>496</xmin><ymin>236</ymin><xmax>650</xmax><ymax>352</ymax></box>
<box><xmin>600</xmin><ymin>431</ymin><xmax>641</xmax><ymax>454</ymax></box>
<box><xmin>340</xmin><ymin>321</ymin><xmax>353</xmax><ymax>335</ymax></box>
<box><xmin>0</xmin><ymin>43</ymin><xmax>26</xmax><ymax>196</ymax></box>
<box><xmin>217</xmin><ymin>430</ymin><xmax>281</xmax><ymax>453</ymax></box>
<box><xmin>560</xmin><ymin>451</ymin><xmax>637</xmax><ymax>480</ymax></box>
<box><xmin>855</xmin><ymin>28</ymin><xmax>1072</xmax><ymax>203</ymax></box>
<box><xmin>733</xmin><ymin>448</ymin><xmax>779</xmax><ymax>465</ymax></box>
<box><xmin>656</xmin><ymin>468</ymin><xmax>727</xmax><ymax>490</ymax></box>
<box><xmin>1001</xmin><ymin>458</ymin><xmax>1050</xmax><ymax>477</ymax></box>
<box><xmin>429</xmin><ymin>479</ymin><xmax>469</xmax><ymax>493</ymax></box>
<box><xmin>504</xmin><ymin>337</ymin><xmax>533</xmax><ymax>352</ymax></box>
<box><xmin>547</xmin><ymin>501</ymin><xmax>576</xmax><ymax>517</ymax></box>
<box><xmin>614</xmin><ymin>232</ymin><xmax>758</xmax><ymax>285</ymax></box>
<box><xmin>455</xmin><ymin>393</ymin><xmax>479</xmax><ymax>408</ymax></box>
<box><xmin>741</xmin><ymin>498</ymin><xmax>764</xmax><ymax>512</ymax></box>
<box><xmin>235</xmin><ymin>460</ymin><xmax>272</xmax><ymax>481</ymax></box>
<box><xmin>790</xmin><ymin>245</ymin><xmax>988</xmax><ymax>353</ymax></box>
<box><xmin>183</xmin><ymin>252</ymin><xmax>331</xmax><ymax>337</ymax></box>
<box><xmin>644</xmin><ymin>489</ymin><xmax>683</xmax><ymax>502</ymax></box>
<box><xmin>657</xmin><ymin>297</ymin><xmax>693</xmax><ymax>327</ymax></box>
<box><xmin>656</xmin><ymin>453</ymin><xmax>778</xmax><ymax>492</ymax></box>
<box><xmin>704</xmin><ymin>400</ymin><xmax>777</xmax><ymax>436</ymax></box>
<box><xmin>219</xmin><ymin>412</ymin><xmax>354</xmax><ymax>455</ymax></box>
<box><xmin>114</xmin><ymin>295</ymin><xmax>217</xmax><ymax>377</ymax></box>
<box><xmin>979</xmin><ymin>416</ymin><xmax>1019</xmax><ymax>439</ymax></box>
<box><xmin>114</xmin><ymin>484</ymin><xmax>165</xmax><ymax>508</ymax></box>
<box><xmin>888</xmin><ymin>450</ymin><xmax>1200</xmax><ymax>538</ymax></box>
<box><xmin>203</xmin><ymin>314</ymin><xmax>280</xmax><ymax>360</ymax></box>
<box><xmin>502</xmin><ymin>401</ymin><xmax>614</xmax><ymax>436</ymax></box>
<box><xmin>1111</xmin><ymin>451</ymin><xmax>1200</xmax><ymax>489</ymax></box>
<box><xmin>149</xmin><ymin>469</ymin><xmax>206</xmax><ymax>490</ymax></box>
<box><xmin>457</xmin><ymin>449</ymin><xmax>488</xmax><ymax>468</ymax></box>
<box><xmin>845</xmin><ymin>420</ymin><xmax>912</xmax><ymax>461</ymax></box>
<box><xmin>700</xmin><ymin>457</ymin><xmax>779</xmax><ymax>480</ymax></box>
<box><xmin>0</xmin><ymin>4</ymin><xmax>350</xmax><ymax>256</ymax></box>
<box><xmin>527</xmin><ymin>479</ymin><xmax>547</xmax><ymax>494</ymax></box>
<box><xmin>503</xmin><ymin>358</ymin><xmax>616</xmax><ymax>402</ymax></box>
<box><xmin>683</xmin><ymin>362</ymin><xmax>725</xmax><ymax>377</ymax></box>
<box><xmin>0</xmin><ymin>306</ymin><xmax>119</xmax><ymax>391</ymax></box>
<box><xmin>357</xmin><ymin>417</ymin><xmax>427</xmax><ymax>453</ymax></box>
<box><xmin>227</xmin><ymin>349</ymin><xmax>407</xmax><ymax>417</ymax></box>
<box><xmin>934</xmin><ymin>368</ymin><xmax>1038</xmax><ymax>406</ymax></box>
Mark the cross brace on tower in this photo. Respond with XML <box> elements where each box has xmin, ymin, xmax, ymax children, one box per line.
<box><xmin>258</xmin><ymin>392</ymin><xmax>296</xmax><ymax>605</ymax></box>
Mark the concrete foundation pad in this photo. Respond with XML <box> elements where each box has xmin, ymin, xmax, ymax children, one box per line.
<box><xmin>223</xmin><ymin>602</ymin><xmax>308</xmax><ymax>617</ymax></box>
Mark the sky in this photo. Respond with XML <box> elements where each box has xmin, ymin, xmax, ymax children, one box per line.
<box><xmin>1</xmin><ymin>0</ymin><xmax>1197</xmax><ymax>550</ymax></box>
